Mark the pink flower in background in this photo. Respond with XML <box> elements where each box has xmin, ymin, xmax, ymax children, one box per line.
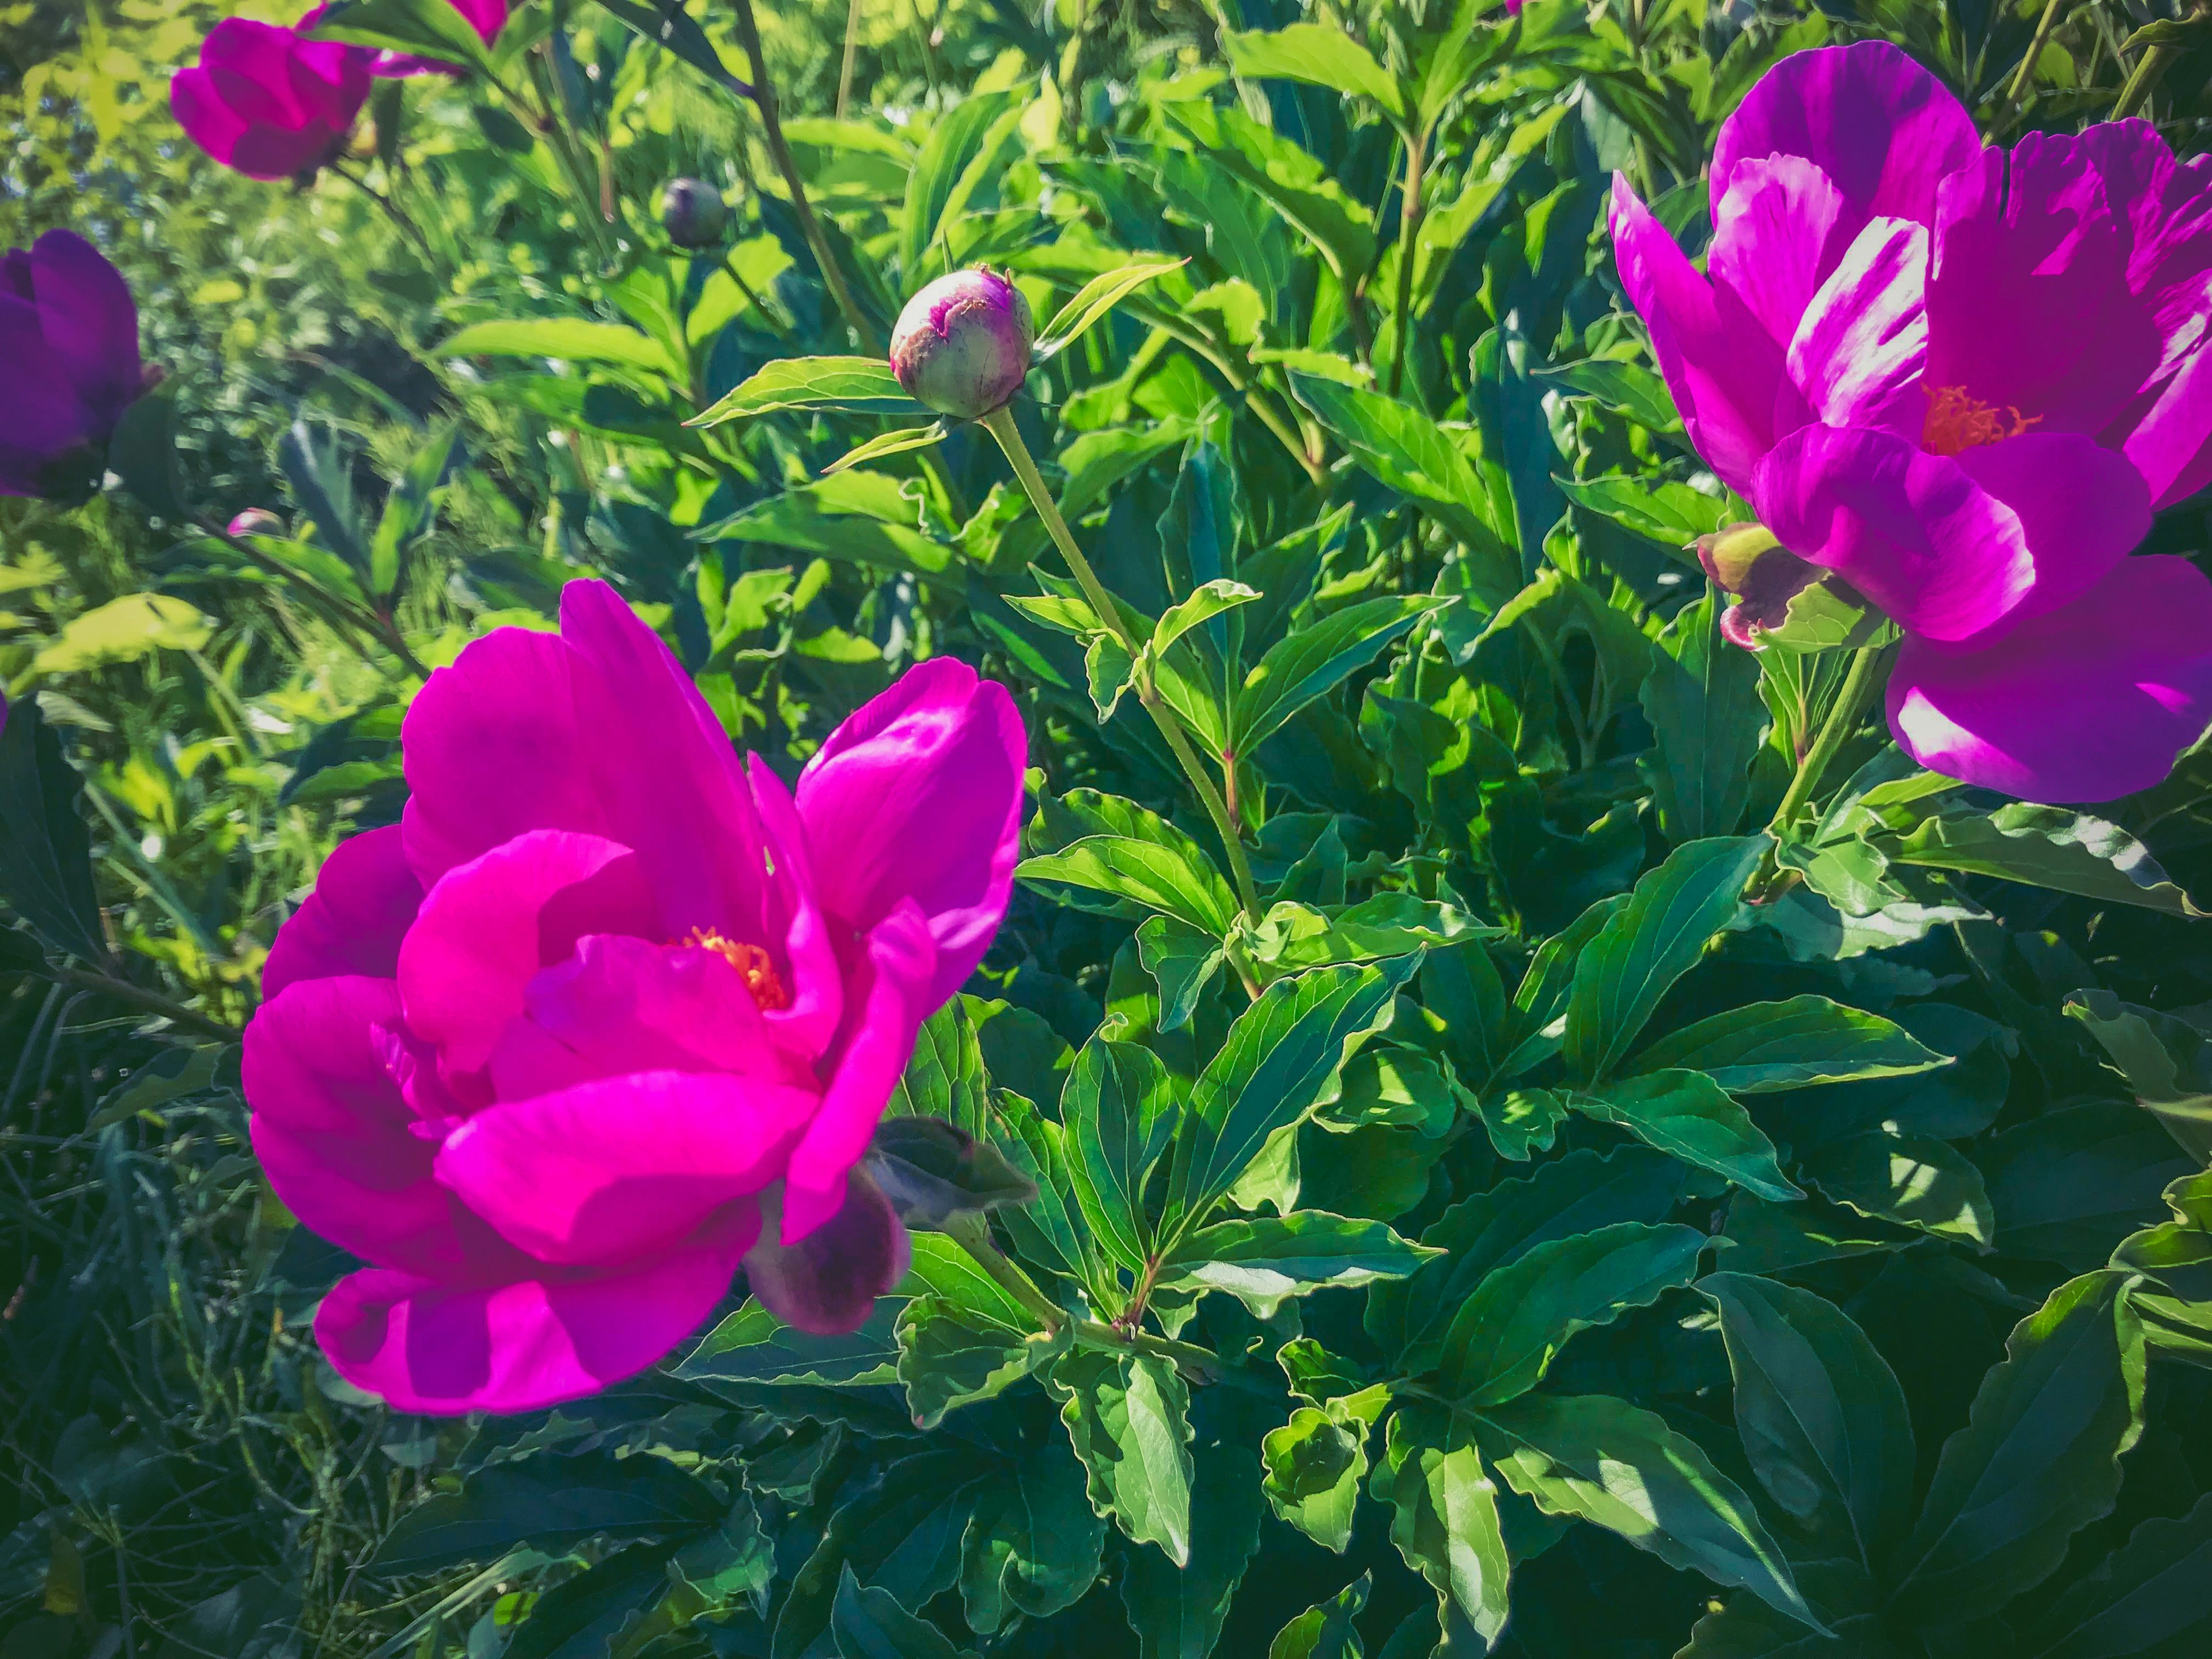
<box><xmin>171</xmin><ymin>16</ymin><xmax>371</xmax><ymax>180</ymax></box>
<box><xmin>0</xmin><ymin>231</ymin><xmax>144</xmax><ymax>498</ymax></box>
<box><xmin>1610</xmin><ymin>41</ymin><xmax>2212</xmax><ymax>802</ymax></box>
<box><xmin>242</xmin><ymin>581</ymin><xmax>1027</xmax><ymax>1414</ymax></box>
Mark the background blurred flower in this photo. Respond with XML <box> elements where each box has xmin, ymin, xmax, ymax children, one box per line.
<box><xmin>241</xmin><ymin>581</ymin><xmax>1027</xmax><ymax>1414</ymax></box>
<box><xmin>171</xmin><ymin>16</ymin><xmax>372</xmax><ymax>180</ymax></box>
<box><xmin>0</xmin><ymin>230</ymin><xmax>145</xmax><ymax>499</ymax></box>
<box><xmin>1611</xmin><ymin>40</ymin><xmax>2212</xmax><ymax>801</ymax></box>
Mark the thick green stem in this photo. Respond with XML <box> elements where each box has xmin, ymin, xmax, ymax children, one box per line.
<box><xmin>980</xmin><ymin>407</ymin><xmax>1267</xmax><ymax>925</ymax></box>
<box><xmin>1388</xmin><ymin>131</ymin><xmax>1425</xmax><ymax>399</ymax></box>
<box><xmin>1766</xmin><ymin>642</ymin><xmax>1887</xmax><ymax>835</ymax></box>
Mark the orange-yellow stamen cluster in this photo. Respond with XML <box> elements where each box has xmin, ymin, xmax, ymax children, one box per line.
<box><xmin>1921</xmin><ymin>385</ymin><xmax>2042</xmax><ymax>457</ymax></box>
<box><xmin>677</xmin><ymin>927</ymin><xmax>790</xmax><ymax>1011</ymax></box>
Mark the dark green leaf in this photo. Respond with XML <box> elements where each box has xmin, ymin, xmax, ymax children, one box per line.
<box><xmin>370</xmin><ymin>1454</ymin><xmax>724</xmax><ymax>1573</ymax></box>
<box><xmin>1018</xmin><ymin>835</ymin><xmax>1239</xmax><ymax>936</ymax></box>
<box><xmin>1573</xmin><ymin>1070</ymin><xmax>1801</xmax><ymax>1200</ymax></box>
<box><xmin>1062</xmin><ymin>1035</ymin><xmax>1178</xmax><ymax>1274</ymax></box>
<box><xmin>1234</xmin><ymin>596</ymin><xmax>1449</xmax><ymax>755</ymax></box>
<box><xmin>1162</xmin><ymin>1212</ymin><xmax>1440</xmax><ymax>1319</ymax></box>
<box><xmin>1120</xmin><ymin>1441</ymin><xmax>1266</xmax><ymax>1658</ymax></box>
<box><xmin>1222</xmin><ymin>24</ymin><xmax>1405</xmax><ymax>119</ymax></box>
<box><xmin>1883</xmin><ymin>804</ymin><xmax>2204</xmax><ymax>915</ymax></box>
<box><xmin>1640</xmin><ymin>595</ymin><xmax>1764</xmax><ymax>844</ymax></box>
<box><xmin>1262</xmin><ymin>1403</ymin><xmax>1373</xmax><ymax>1554</ymax></box>
<box><xmin>104</xmin><ymin>392</ymin><xmax>187</xmax><ymax>520</ymax></box>
<box><xmin>1799</xmin><ymin>1129</ymin><xmax>1994</xmax><ymax>1249</ymax></box>
<box><xmin>677</xmin><ymin>1298</ymin><xmax>905</xmax><ymax>1388</ymax></box>
<box><xmin>310</xmin><ymin>0</ymin><xmax>492</xmax><ymax>71</ymax></box>
<box><xmin>0</xmin><ymin>696</ymin><xmax>105</xmax><ymax>961</ymax></box>
<box><xmin>1372</xmin><ymin>1407</ymin><xmax>1510</xmax><ymax>1648</ymax></box>
<box><xmin>894</xmin><ymin>1296</ymin><xmax>1055</xmax><ymax>1429</ymax></box>
<box><xmin>1046</xmin><ymin>1349</ymin><xmax>1194</xmax><ymax>1565</ymax></box>
<box><xmin>692</xmin><ymin>357</ymin><xmax>915</xmax><ymax>424</ymax></box>
<box><xmin>832</xmin><ymin>1565</ymin><xmax>978</xmax><ymax>1659</ymax></box>
<box><xmin>1626</xmin><ymin>996</ymin><xmax>1949</xmax><ymax>1093</ymax></box>
<box><xmin>1268</xmin><ymin>1573</ymin><xmax>1370</xmax><ymax>1659</ymax></box>
<box><xmin>1984</xmin><ymin>1103</ymin><xmax>2194</xmax><ymax>1270</ymax></box>
<box><xmin>2024</xmin><ymin>1491</ymin><xmax>2212</xmax><ymax>1659</ymax></box>
<box><xmin>959</xmin><ymin>1433</ymin><xmax>1105</xmax><ymax>1632</ymax></box>
<box><xmin>507</xmin><ymin>1541</ymin><xmax>680</xmax><ymax>1659</ymax></box>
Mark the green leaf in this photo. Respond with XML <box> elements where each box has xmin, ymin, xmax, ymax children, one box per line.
<box><xmin>1268</xmin><ymin>1574</ymin><xmax>1370</xmax><ymax>1659</ymax></box>
<box><xmin>832</xmin><ymin>1565</ymin><xmax>978</xmax><ymax>1659</ymax></box>
<box><xmin>1234</xmin><ymin>596</ymin><xmax>1448</xmax><ymax>753</ymax></box>
<box><xmin>1435</xmin><ymin>1220</ymin><xmax>1708</xmax><ymax>1401</ymax></box>
<box><xmin>593</xmin><ymin>0</ymin><xmax>747</xmax><ymax>93</ymax></box>
<box><xmin>1564</xmin><ymin>835</ymin><xmax>1768</xmax><ymax>1081</ymax></box>
<box><xmin>1572</xmin><ymin>1071</ymin><xmax>1802</xmax><ymax>1201</ymax></box>
<box><xmin>1700</xmin><ymin>1273</ymin><xmax>1914</xmax><ymax>1569</ymax></box>
<box><xmin>888</xmin><ymin>997</ymin><xmax>990</xmax><ymax>1134</ymax></box>
<box><xmin>1036</xmin><ymin>260</ymin><xmax>1188</xmax><ymax>359</ymax></box>
<box><xmin>894</xmin><ymin>1297</ymin><xmax>1055</xmax><ymax>1429</ymax></box>
<box><xmin>1889</xmin><ymin>1271</ymin><xmax>2146</xmax><ymax>1624</ymax></box>
<box><xmin>676</xmin><ymin>1298</ymin><xmax>906</xmax><ymax>1387</ymax></box>
<box><xmin>0</xmin><ymin>695</ymin><xmax>105</xmax><ymax>961</ymax></box>
<box><xmin>1557</xmin><ymin>473</ymin><xmax>1741</xmax><ymax>547</ymax></box>
<box><xmin>366</xmin><ymin>421</ymin><xmax>459</xmax><ymax>601</ymax></box>
<box><xmin>1136</xmin><ymin>915</ymin><xmax>1226</xmax><ymax>1033</ymax></box>
<box><xmin>1018</xmin><ymin>835</ymin><xmax>1239</xmax><ymax>937</ymax></box>
<box><xmin>1798</xmin><ymin>1129</ymin><xmax>1994</xmax><ymax>1248</ymax></box>
<box><xmin>1162</xmin><ymin>1213</ymin><xmax>1440</xmax><ymax>1319</ymax></box>
<box><xmin>509</xmin><ymin>1540</ymin><xmax>682</xmax><ymax>1659</ymax></box>
<box><xmin>1983</xmin><ymin>1103</ymin><xmax>2194</xmax><ymax>1271</ymax></box>
<box><xmin>2024</xmin><ymin>1491</ymin><xmax>2212</xmax><ymax>1659</ymax></box>
<box><xmin>1224</xmin><ymin>24</ymin><xmax>1406</xmax><ymax>120</ymax></box>
<box><xmin>1152</xmin><ymin>578</ymin><xmax>1262</xmax><ymax>660</ymax></box>
<box><xmin>369</xmin><ymin>1453</ymin><xmax>725</xmax><ymax>1573</ymax></box>
<box><xmin>1536</xmin><ymin>357</ymin><xmax>1682</xmax><ymax>434</ymax></box>
<box><xmin>825</xmin><ymin>421</ymin><xmax>951</xmax><ymax>475</ymax></box>
<box><xmin>1480</xmin><ymin>1393</ymin><xmax>1817</xmax><ymax>1632</ymax></box>
<box><xmin>1262</xmin><ymin>1404</ymin><xmax>1372</xmax><ymax>1553</ymax></box>
<box><xmin>691</xmin><ymin>357</ymin><xmax>915</xmax><ymax>425</ymax></box>
<box><xmin>309</xmin><ymin>0</ymin><xmax>491</xmax><ymax>71</ymax></box>
<box><xmin>1047</xmin><ymin>1349</ymin><xmax>1195</xmax><ymax>1564</ymax></box>
<box><xmin>1626</xmin><ymin>996</ymin><xmax>1949</xmax><ymax>1093</ymax></box>
<box><xmin>1061</xmin><ymin>1035</ymin><xmax>1177</xmax><ymax>1275</ymax></box>
<box><xmin>1372</xmin><ymin>1408</ymin><xmax>1512</xmax><ymax>1649</ymax></box>
<box><xmin>1641</xmin><ymin>595</ymin><xmax>1764</xmax><ymax>843</ymax></box>
<box><xmin>866</xmin><ymin>1116</ymin><xmax>1036</xmax><ymax>1229</ymax></box>
<box><xmin>1120</xmin><ymin>1441</ymin><xmax>1266</xmax><ymax>1658</ymax></box>
<box><xmin>103</xmin><ymin>391</ymin><xmax>187</xmax><ymax>520</ymax></box>
<box><xmin>1167</xmin><ymin>955</ymin><xmax>1420</xmax><ymax>1236</ymax></box>
<box><xmin>959</xmin><ymin>1434</ymin><xmax>1105</xmax><ymax>1633</ymax></box>
<box><xmin>901</xmin><ymin>91</ymin><xmax>1020</xmax><ymax>281</ymax></box>
<box><xmin>434</xmin><ymin>317</ymin><xmax>676</xmax><ymax>377</ymax></box>
<box><xmin>32</xmin><ymin>593</ymin><xmax>213</xmax><ymax>675</ymax></box>
<box><xmin>2066</xmin><ymin>991</ymin><xmax>2212</xmax><ymax>1162</ymax></box>
<box><xmin>775</xmin><ymin>1452</ymin><xmax>987</xmax><ymax>1659</ymax></box>
<box><xmin>1883</xmin><ymin>803</ymin><xmax>2205</xmax><ymax>916</ymax></box>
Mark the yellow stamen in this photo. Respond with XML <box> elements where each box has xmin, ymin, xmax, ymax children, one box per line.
<box><xmin>676</xmin><ymin>927</ymin><xmax>790</xmax><ymax>1011</ymax></box>
<box><xmin>1921</xmin><ymin>384</ymin><xmax>2041</xmax><ymax>457</ymax></box>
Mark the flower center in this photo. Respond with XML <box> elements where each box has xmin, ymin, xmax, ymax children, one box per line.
<box><xmin>676</xmin><ymin>927</ymin><xmax>790</xmax><ymax>1011</ymax></box>
<box><xmin>1921</xmin><ymin>385</ymin><xmax>2041</xmax><ymax>457</ymax></box>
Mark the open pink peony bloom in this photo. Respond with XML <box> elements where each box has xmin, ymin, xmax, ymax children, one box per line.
<box><xmin>243</xmin><ymin>581</ymin><xmax>1027</xmax><ymax>1414</ymax></box>
<box><xmin>171</xmin><ymin>16</ymin><xmax>371</xmax><ymax>180</ymax></box>
<box><xmin>1611</xmin><ymin>40</ymin><xmax>2212</xmax><ymax>801</ymax></box>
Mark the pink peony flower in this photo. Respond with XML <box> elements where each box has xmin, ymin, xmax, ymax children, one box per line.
<box><xmin>1610</xmin><ymin>41</ymin><xmax>2212</xmax><ymax>802</ymax></box>
<box><xmin>243</xmin><ymin>581</ymin><xmax>1027</xmax><ymax>1414</ymax></box>
<box><xmin>170</xmin><ymin>15</ymin><xmax>372</xmax><ymax>180</ymax></box>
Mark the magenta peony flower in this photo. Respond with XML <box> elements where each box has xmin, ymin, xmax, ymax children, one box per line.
<box><xmin>890</xmin><ymin>267</ymin><xmax>1035</xmax><ymax>421</ymax></box>
<box><xmin>243</xmin><ymin>581</ymin><xmax>1027</xmax><ymax>1413</ymax></box>
<box><xmin>1610</xmin><ymin>41</ymin><xmax>2212</xmax><ymax>802</ymax></box>
<box><xmin>171</xmin><ymin>15</ymin><xmax>372</xmax><ymax>180</ymax></box>
<box><xmin>0</xmin><ymin>231</ymin><xmax>145</xmax><ymax>499</ymax></box>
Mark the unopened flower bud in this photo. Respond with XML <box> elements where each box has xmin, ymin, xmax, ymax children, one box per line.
<box><xmin>1696</xmin><ymin>521</ymin><xmax>1873</xmax><ymax>652</ymax></box>
<box><xmin>661</xmin><ymin>178</ymin><xmax>729</xmax><ymax>249</ymax></box>
<box><xmin>228</xmin><ymin>508</ymin><xmax>285</xmax><ymax>539</ymax></box>
<box><xmin>889</xmin><ymin>267</ymin><xmax>1033</xmax><ymax>421</ymax></box>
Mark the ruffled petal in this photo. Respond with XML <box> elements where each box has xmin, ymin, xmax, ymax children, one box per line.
<box><xmin>795</xmin><ymin>657</ymin><xmax>1027</xmax><ymax>1006</ymax></box>
<box><xmin>314</xmin><ymin>1209</ymin><xmax>757</xmax><ymax>1414</ymax></box>
<box><xmin>1786</xmin><ymin>217</ymin><xmax>1929</xmax><ymax>433</ymax></box>
<box><xmin>397</xmin><ymin>830</ymin><xmax>660</xmax><ymax>1075</ymax></box>
<box><xmin>28</xmin><ymin>231</ymin><xmax>141</xmax><ymax>434</ymax></box>
<box><xmin>1753</xmin><ymin>425</ymin><xmax>2147</xmax><ymax>645</ymax></box>
<box><xmin>434</xmin><ymin>1070</ymin><xmax>815</xmax><ymax>1266</ymax></box>
<box><xmin>781</xmin><ymin>902</ymin><xmax>937</xmax><ymax>1243</ymax></box>
<box><xmin>1711</xmin><ymin>39</ymin><xmax>1982</xmax><ymax>240</ymax></box>
<box><xmin>745</xmin><ymin>1171</ymin><xmax>911</xmax><ymax>1336</ymax></box>
<box><xmin>1928</xmin><ymin>138</ymin><xmax>2164</xmax><ymax>437</ymax></box>
<box><xmin>1887</xmin><ymin>556</ymin><xmax>2212</xmax><ymax>802</ymax></box>
<box><xmin>263</xmin><ymin>825</ymin><xmax>425</xmax><ymax>999</ymax></box>
<box><xmin>1708</xmin><ymin>156</ymin><xmax>1851</xmax><ymax>352</ymax></box>
<box><xmin>1608</xmin><ymin>175</ymin><xmax>1809</xmax><ymax>497</ymax></box>
<box><xmin>244</xmin><ymin>975</ymin><xmax>528</xmax><ymax>1279</ymax></box>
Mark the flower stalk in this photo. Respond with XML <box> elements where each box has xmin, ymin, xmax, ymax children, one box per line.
<box><xmin>1766</xmin><ymin>641</ymin><xmax>1888</xmax><ymax>836</ymax></box>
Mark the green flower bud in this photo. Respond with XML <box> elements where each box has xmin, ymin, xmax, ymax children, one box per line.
<box><xmin>660</xmin><ymin>179</ymin><xmax>729</xmax><ymax>249</ymax></box>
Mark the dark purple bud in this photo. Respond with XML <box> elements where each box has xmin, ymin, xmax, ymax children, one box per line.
<box><xmin>661</xmin><ymin>179</ymin><xmax>729</xmax><ymax>249</ymax></box>
<box><xmin>228</xmin><ymin>508</ymin><xmax>286</xmax><ymax>539</ymax></box>
<box><xmin>0</xmin><ymin>230</ymin><xmax>145</xmax><ymax>502</ymax></box>
<box><xmin>889</xmin><ymin>267</ymin><xmax>1033</xmax><ymax>421</ymax></box>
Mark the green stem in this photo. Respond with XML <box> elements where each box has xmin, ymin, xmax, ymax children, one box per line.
<box><xmin>944</xmin><ymin>1212</ymin><xmax>1067</xmax><ymax>1331</ymax></box>
<box><xmin>979</xmin><ymin>406</ymin><xmax>1267</xmax><ymax>925</ymax></box>
<box><xmin>1388</xmin><ymin>130</ymin><xmax>1425</xmax><ymax>399</ymax></box>
<box><xmin>54</xmin><ymin>967</ymin><xmax>238</xmax><ymax>1041</ymax></box>
<box><xmin>2006</xmin><ymin>0</ymin><xmax>2068</xmax><ymax>109</ymax></box>
<box><xmin>1766</xmin><ymin>642</ymin><xmax>1887</xmax><ymax>836</ymax></box>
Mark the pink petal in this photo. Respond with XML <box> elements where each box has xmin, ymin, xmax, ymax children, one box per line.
<box><xmin>1608</xmin><ymin>175</ymin><xmax>1810</xmax><ymax>497</ymax></box>
<box><xmin>263</xmin><ymin>825</ymin><xmax>425</xmax><ymax>999</ymax></box>
<box><xmin>1711</xmin><ymin>40</ymin><xmax>1982</xmax><ymax>240</ymax></box>
<box><xmin>1753</xmin><ymin>426</ymin><xmax>2147</xmax><ymax>645</ymax></box>
<box><xmin>0</xmin><ymin>293</ymin><xmax>93</xmax><ymax>484</ymax></box>
<box><xmin>485</xmin><ymin>933</ymin><xmax>812</xmax><ymax>1101</ymax></box>
<box><xmin>28</xmin><ymin>231</ymin><xmax>141</xmax><ymax>432</ymax></box>
<box><xmin>1786</xmin><ymin>217</ymin><xmax>1929</xmax><ymax>433</ymax></box>
<box><xmin>1887</xmin><ymin>556</ymin><xmax>2212</xmax><ymax>802</ymax></box>
<box><xmin>782</xmin><ymin>902</ymin><xmax>937</xmax><ymax>1243</ymax></box>
<box><xmin>451</xmin><ymin>0</ymin><xmax>510</xmax><ymax>43</ymax></box>
<box><xmin>745</xmin><ymin>1171</ymin><xmax>911</xmax><ymax>1335</ymax></box>
<box><xmin>1928</xmin><ymin>138</ymin><xmax>2163</xmax><ymax>437</ymax></box>
<box><xmin>314</xmin><ymin>1208</ymin><xmax>758</xmax><ymax>1414</ymax></box>
<box><xmin>1709</xmin><ymin>156</ymin><xmax>1851</xmax><ymax>352</ymax></box>
<box><xmin>397</xmin><ymin>830</ymin><xmax>660</xmax><ymax>1075</ymax></box>
<box><xmin>244</xmin><ymin>975</ymin><xmax>528</xmax><ymax>1279</ymax></box>
<box><xmin>746</xmin><ymin>756</ymin><xmax>846</xmax><ymax>1059</ymax></box>
<box><xmin>434</xmin><ymin>1070</ymin><xmax>816</xmax><ymax>1266</ymax></box>
<box><xmin>795</xmin><ymin>657</ymin><xmax>1028</xmax><ymax>1006</ymax></box>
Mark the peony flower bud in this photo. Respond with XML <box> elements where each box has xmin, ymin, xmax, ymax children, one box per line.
<box><xmin>228</xmin><ymin>508</ymin><xmax>286</xmax><ymax>539</ymax></box>
<box><xmin>660</xmin><ymin>179</ymin><xmax>729</xmax><ymax>249</ymax></box>
<box><xmin>889</xmin><ymin>267</ymin><xmax>1033</xmax><ymax>421</ymax></box>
